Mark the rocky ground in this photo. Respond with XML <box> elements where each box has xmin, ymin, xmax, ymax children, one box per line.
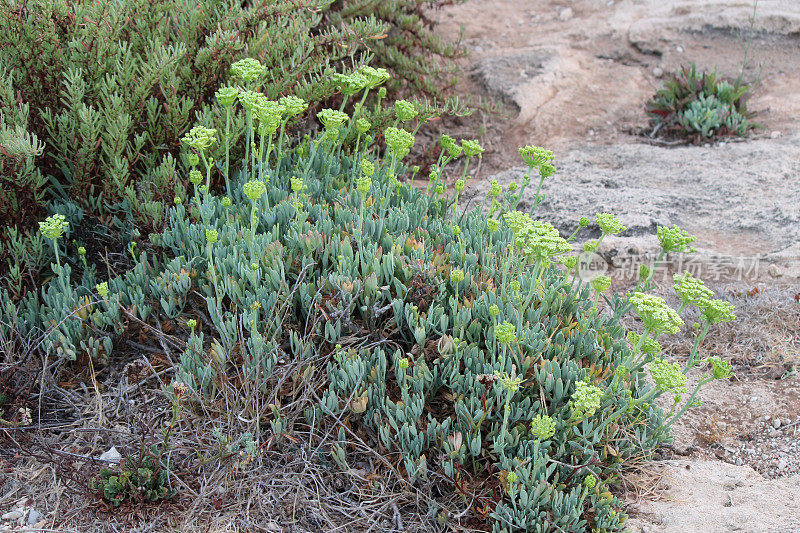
<box><xmin>437</xmin><ymin>0</ymin><xmax>800</xmax><ymax>531</ymax></box>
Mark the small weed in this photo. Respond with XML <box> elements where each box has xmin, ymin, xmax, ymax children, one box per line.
<box><xmin>91</xmin><ymin>451</ymin><xmax>176</xmax><ymax>508</ymax></box>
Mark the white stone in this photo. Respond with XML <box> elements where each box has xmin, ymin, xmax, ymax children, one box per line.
<box><xmin>1</xmin><ymin>511</ymin><xmax>22</xmax><ymax>521</ymax></box>
<box><xmin>653</xmin><ymin>67</ymin><xmax>664</xmax><ymax>77</ymax></box>
<box><xmin>559</xmin><ymin>7</ymin><xmax>573</xmax><ymax>21</ymax></box>
<box><xmin>767</xmin><ymin>263</ymin><xmax>783</xmax><ymax>277</ymax></box>
<box><xmin>99</xmin><ymin>446</ymin><xmax>122</xmax><ymax>463</ymax></box>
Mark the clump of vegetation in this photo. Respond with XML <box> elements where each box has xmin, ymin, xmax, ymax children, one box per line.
<box><xmin>646</xmin><ymin>63</ymin><xmax>754</xmax><ymax>142</ymax></box>
<box><xmin>3</xmin><ymin>60</ymin><xmax>738</xmax><ymax>530</ymax></box>
<box><xmin>0</xmin><ymin>0</ymin><xmax>466</xmax><ymax>302</ymax></box>
<box><xmin>92</xmin><ymin>452</ymin><xmax>175</xmax><ymax>507</ymax></box>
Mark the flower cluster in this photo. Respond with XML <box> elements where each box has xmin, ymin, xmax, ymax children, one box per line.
<box><xmin>658</xmin><ymin>224</ymin><xmax>697</xmax><ymax>253</ymax></box>
<box><xmin>596</xmin><ymin>213</ymin><xmax>626</xmax><ymax>235</ymax></box>
<box><xmin>503</xmin><ymin>211</ymin><xmax>571</xmax><ymax>263</ymax></box>
<box><xmin>356</xmin><ymin>119</ymin><xmax>371</xmax><ymax>134</ymax></box>
<box><xmin>629</xmin><ymin>293</ymin><xmax>684</xmax><ymax>335</ymax></box>
<box><xmin>699</xmin><ymin>298</ymin><xmax>736</xmax><ymax>324</ymax></box>
<box><xmin>627</xmin><ymin>331</ymin><xmax>661</xmax><ymax>356</ymax></box>
<box><xmin>96</xmin><ymin>282</ymin><xmax>109</xmax><ymax>299</ymax></box>
<box><xmin>649</xmin><ymin>359</ymin><xmax>687</xmax><ymax>394</ymax></box>
<box><xmin>590</xmin><ymin>275</ymin><xmax>612</xmax><ymax>293</ymax></box>
<box><xmin>215</xmin><ymin>86</ymin><xmax>239</xmax><ymax>107</ymax></box>
<box><xmin>538</xmin><ymin>161</ymin><xmax>556</xmax><ymax>178</ymax></box>
<box><xmin>461</xmin><ymin>139</ymin><xmax>484</xmax><ymax>158</ymax></box>
<box><xmin>333</xmin><ymin>72</ymin><xmax>367</xmax><ymax>96</ymax></box>
<box><xmin>518</xmin><ymin>145</ymin><xmax>553</xmax><ymax>168</ymax></box>
<box><xmin>230</xmin><ymin>58</ymin><xmax>265</xmax><ymax>85</ymax></box>
<box><xmin>318</xmin><ymin>109</ymin><xmax>349</xmax><ymax>132</ymax></box>
<box><xmin>255</xmin><ymin>99</ymin><xmax>283</xmax><ymax>134</ymax></box>
<box><xmin>529</xmin><ymin>414</ymin><xmax>556</xmax><ymax>440</ymax></box>
<box><xmin>708</xmin><ymin>356</ymin><xmax>732</xmax><ymax>379</ymax></box>
<box><xmin>570</xmin><ymin>381</ymin><xmax>604</xmax><ymax>418</ymax></box>
<box><xmin>440</xmin><ymin>134</ymin><xmax>462</xmax><ymax>158</ymax></box>
<box><xmin>356</xmin><ymin>176</ymin><xmax>372</xmax><ymax>194</ymax></box>
<box><xmin>495</xmin><ymin>322</ymin><xmax>517</xmax><ymax>344</ymax></box>
<box><xmin>238</xmin><ymin>90</ymin><xmax>261</xmax><ymax>112</ymax></box>
<box><xmin>450</xmin><ymin>268</ymin><xmax>465</xmax><ymax>284</ymax></box>
<box><xmin>673</xmin><ymin>272</ymin><xmax>713</xmax><ymax>307</ymax></box>
<box><xmin>359</xmin><ymin>66</ymin><xmax>390</xmax><ymax>88</ymax></box>
<box><xmin>360</xmin><ymin>159</ymin><xmax>375</xmax><ymax>177</ymax></box>
<box><xmin>182</xmin><ymin>125</ymin><xmax>217</xmax><ymax>154</ymax></box>
<box><xmin>243</xmin><ymin>180</ymin><xmax>266</xmax><ymax>201</ymax></box>
<box><xmin>384</xmin><ymin>127</ymin><xmax>414</xmax><ymax>158</ymax></box>
<box><xmin>290</xmin><ymin>177</ymin><xmax>307</xmax><ymax>193</ymax></box>
<box><xmin>495</xmin><ymin>369</ymin><xmax>523</xmax><ymax>392</ymax></box>
<box><xmin>39</xmin><ymin>214</ymin><xmax>69</xmax><ymax>240</ymax></box>
<box><xmin>394</xmin><ymin>100</ymin><xmax>418</xmax><ymax>122</ymax></box>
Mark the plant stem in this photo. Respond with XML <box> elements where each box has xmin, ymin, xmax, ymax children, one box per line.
<box><xmin>224</xmin><ymin>108</ymin><xmax>231</xmax><ymax>196</ymax></box>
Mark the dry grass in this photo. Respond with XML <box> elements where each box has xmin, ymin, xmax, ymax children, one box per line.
<box><xmin>0</xmin><ymin>333</ymin><xmax>488</xmax><ymax>533</ymax></box>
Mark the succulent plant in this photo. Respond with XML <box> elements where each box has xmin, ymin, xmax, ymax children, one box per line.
<box><xmin>5</xmin><ymin>71</ymin><xmax>738</xmax><ymax>531</ymax></box>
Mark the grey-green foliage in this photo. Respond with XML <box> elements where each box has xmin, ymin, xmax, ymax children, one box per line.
<box><xmin>5</xmin><ymin>79</ymin><xmax>734</xmax><ymax>530</ymax></box>
<box><xmin>679</xmin><ymin>94</ymin><xmax>749</xmax><ymax>138</ymax></box>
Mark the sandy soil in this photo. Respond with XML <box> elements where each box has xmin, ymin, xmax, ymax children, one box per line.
<box><xmin>434</xmin><ymin>0</ymin><xmax>800</xmax><ymax>172</ymax></box>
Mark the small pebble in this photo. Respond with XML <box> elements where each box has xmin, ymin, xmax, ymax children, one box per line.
<box><xmin>653</xmin><ymin>67</ymin><xmax>664</xmax><ymax>77</ymax></box>
<box><xmin>773</xmin><ymin>418</ymin><xmax>781</xmax><ymax>429</ymax></box>
<box><xmin>676</xmin><ymin>45</ymin><xmax>684</xmax><ymax>53</ymax></box>
<box><xmin>559</xmin><ymin>7</ymin><xmax>573</xmax><ymax>21</ymax></box>
<box><xmin>770</xmin><ymin>131</ymin><xmax>782</xmax><ymax>139</ymax></box>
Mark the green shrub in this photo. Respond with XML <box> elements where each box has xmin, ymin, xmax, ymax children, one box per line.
<box><xmin>646</xmin><ymin>63</ymin><xmax>753</xmax><ymax>141</ymax></box>
<box><xmin>6</xmin><ymin>68</ymin><xmax>736</xmax><ymax>531</ymax></box>
<box><xmin>0</xmin><ymin>0</ymin><xmax>462</xmax><ymax>228</ymax></box>
<box><xmin>0</xmin><ymin>0</ymin><xmax>466</xmax><ymax>302</ymax></box>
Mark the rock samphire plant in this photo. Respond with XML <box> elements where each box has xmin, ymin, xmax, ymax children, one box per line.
<box><xmin>8</xmin><ymin>62</ymin><xmax>734</xmax><ymax>531</ymax></box>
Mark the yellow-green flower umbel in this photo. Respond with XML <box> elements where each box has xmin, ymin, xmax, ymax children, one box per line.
<box><xmin>39</xmin><ymin>214</ymin><xmax>68</xmax><ymax>241</ymax></box>
<box><xmin>230</xmin><ymin>58</ymin><xmax>265</xmax><ymax>86</ymax></box>
<box><xmin>629</xmin><ymin>293</ymin><xmax>684</xmax><ymax>335</ymax></box>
